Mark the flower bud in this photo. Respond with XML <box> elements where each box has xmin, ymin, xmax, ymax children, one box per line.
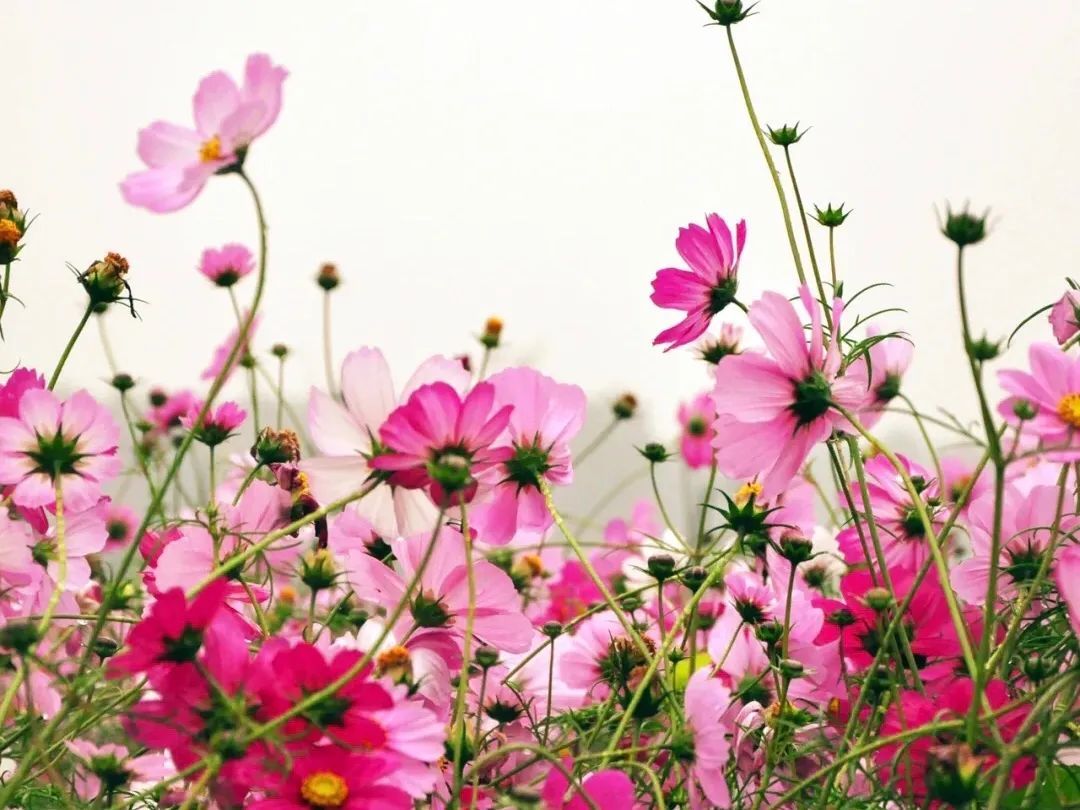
<box><xmin>778</xmin><ymin>658</ymin><xmax>804</xmax><ymax>679</ymax></box>
<box><xmin>541</xmin><ymin>621</ymin><xmax>563</xmax><ymax>639</ymax></box>
<box><xmin>111</xmin><ymin>373</ymin><xmax>136</xmax><ymax>393</ymax></box>
<box><xmin>864</xmin><ymin>587</ymin><xmax>893</xmax><ymax>611</ymax></box>
<box><xmin>91</xmin><ymin>638</ymin><xmax>120</xmax><ymax>659</ymax></box>
<box><xmin>647</xmin><ymin>553</ymin><xmax>677</xmax><ymax>581</ymax></box>
<box><xmin>620</xmin><ymin>595</ymin><xmax>643</xmax><ymax>612</ymax></box>
<box><xmin>638</xmin><ymin>442</ymin><xmax>670</xmax><ymax>463</ymax></box>
<box><xmin>697</xmin><ymin>0</ymin><xmax>755</xmax><ymax>26</ymax></box>
<box><xmin>316</xmin><ymin>262</ymin><xmax>340</xmax><ymax>291</ymax></box>
<box><xmin>1023</xmin><ymin>652</ymin><xmax>1054</xmax><ymax>682</ymax></box>
<box><xmin>926</xmin><ymin>743</ymin><xmax>984</xmax><ymax>807</ymax></box>
<box><xmin>766</xmin><ymin>123</ymin><xmax>806</xmax><ymax>147</ymax></box>
<box><xmin>754</xmin><ymin>621</ymin><xmax>784</xmax><ymax>646</ymax></box>
<box><xmin>0</xmin><ymin>621</ymin><xmax>39</xmax><ymax>654</ymax></box>
<box><xmin>612</xmin><ymin>392</ymin><xmax>638</xmax><ymax>420</ymax></box>
<box><xmin>79</xmin><ymin>252</ymin><xmax>132</xmax><ymax>311</ymax></box>
<box><xmin>475</xmin><ymin>646</ymin><xmax>500</xmax><ymax>669</ymax></box>
<box><xmin>479</xmin><ymin>316</ymin><xmax>503</xmax><ymax>350</ymax></box>
<box><xmin>966</xmin><ymin>334</ymin><xmax>1001</xmax><ymax>361</ymax></box>
<box><xmin>680</xmin><ymin>565</ymin><xmax>708</xmax><ymax>590</ymax></box>
<box><xmin>252</xmin><ymin>427</ymin><xmax>301</xmax><ymax>466</ymax></box>
<box><xmin>1012</xmin><ymin>399</ymin><xmax>1037</xmax><ymax>421</ymax></box>
<box><xmin>148</xmin><ymin>388</ymin><xmax>168</xmax><ymax>407</ymax></box>
<box><xmin>779</xmin><ymin>534</ymin><xmax>814</xmax><ymax>565</ymax></box>
<box><xmin>299</xmin><ymin>548</ymin><xmax>337</xmax><ymax>592</ymax></box>
<box><xmin>271</xmin><ymin>342</ymin><xmax>289</xmax><ymax>359</ymax></box>
<box><xmin>0</xmin><ymin>190</ymin><xmax>27</xmax><ymax>265</ymax></box>
<box><xmin>941</xmin><ymin>204</ymin><xmax>988</xmax><ymax>248</ymax></box>
<box><xmin>812</xmin><ymin>202</ymin><xmax>852</xmax><ymax>228</ymax></box>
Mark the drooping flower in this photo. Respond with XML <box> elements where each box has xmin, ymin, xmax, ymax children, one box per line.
<box><xmin>198</xmin><ymin>243</ymin><xmax>254</xmax><ymax>287</ymax></box>
<box><xmin>301</xmin><ymin>347</ymin><xmax>470</xmax><ymax>537</ymax></box>
<box><xmin>247</xmin><ymin>746</ymin><xmax>411</xmax><ymax>810</ymax></box>
<box><xmin>121</xmin><ymin>54</ymin><xmax>287</xmax><ymax>213</ymax></box>
<box><xmin>1050</xmin><ymin>289</ymin><xmax>1080</xmax><ymax>345</ymax></box>
<box><xmin>711</xmin><ymin>286</ymin><xmax>864</xmax><ymax>499</ymax></box>
<box><xmin>651</xmin><ymin>214</ymin><xmax>746</xmax><ymax>351</ymax></box>
<box><xmin>0</xmin><ymin>388</ymin><xmax>120</xmax><ymax>510</ymax></box>
<box><xmin>372</xmin><ymin>382</ymin><xmax>513</xmax><ymax>507</ymax></box>
<box><xmin>999</xmin><ymin>343</ymin><xmax>1080</xmax><ymax>459</ymax></box>
<box><xmin>470</xmin><ymin>367</ymin><xmax>586</xmax><ymax>544</ymax></box>
<box><xmin>677</xmin><ymin>392</ymin><xmax>717</xmax><ymax>469</ymax></box>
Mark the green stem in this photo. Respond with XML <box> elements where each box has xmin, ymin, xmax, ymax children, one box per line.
<box><xmin>322</xmin><ymin>291</ymin><xmax>337</xmax><ymax>399</ymax></box>
<box><xmin>47</xmin><ymin>303</ymin><xmax>94</xmax><ymax>390</ymax></box>
<box><xmin>575</xmin><ymin>418</ymin><xmax>620</xmax><ymax>466</ymax></box>
<box><xmin>828</xmin><ymin>226</ymin><xmax>838</xmax><ymax>290</ymax></box>
<box><xmin>783</xmin><ymin>145</ymin><xmax>831</xmax><ymax>330</ymax></box>
<box><xmin>725</xmin><ymin>26</ymin><xmax>806</xmax><ymax>285</ymax></box>
<box><xmin>650</xmin><ymin>462</ymin><xmax>688</xmax><ymax>550</ymax></box>
<box><xmin>451</xmin><ymin>505</ymin><xmax>477</xmax><ymax>803</ymax></box>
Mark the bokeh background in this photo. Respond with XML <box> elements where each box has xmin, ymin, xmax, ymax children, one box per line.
<box><xmin>7</xmin><ymin>1</ymin><xmax>1078</xmax><ymax>521</ymax></box>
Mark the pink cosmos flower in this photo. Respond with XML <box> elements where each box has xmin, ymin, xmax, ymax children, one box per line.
<box><xmin>121</xmin><ymin>54</ymin><xmax>287</xmax><ymax>213</ymax></box>
<box><xmin>247</xmin><ymin>747</ymin><xmax>410</xmax><ymax>810</ymax></box>
<box><xmin>372</xmin><ymin>381</ymin><xmax>513</xmax><ymax>507</ymax></box>
<box><xmin>0</xmin><ymin>388</ymin><xmax>120</xmax><ymax>510</ymax></box>
<box><xmin>352</xmin><ymin>529</ymin><xmax>533</xmax><ymax>654</ymax></box>
<box><xmin>103</xmin><ymin>503</ymin><xmax>139</xmax><ymax>552</ymax></box>
<box><xmin>954</xmin><ymin>483</ymin><xmax>1079</xmax><ymax>606</ymax></box>
<box><xmin>677</xmin><ymin>392</ymin><xmax>716</xmax><ymax>469</ymax></box>
<box><xmin>999</xmin><ymin>342</ymin><xmax>1080</xmax><ymax>460</ymax></box>
<box><xmin>711</xmin><ymin>286</ymin><xmax>863</xmax><ymax>499</ymax></box>
<box><xmin>651</xmin><ymin>214</ymin><xmax>746</xmax><ymax>351</ymax></box>
<box><xmin>65</xmin><ymin>740</ymin><xmax>168</xmax><ymax>801</ymax></box>
<box><xmin>107</xmin><ymin>579</ymin><xmax>231</xmax><ymax>681</ymax></box>
<box><xmin>181</xmin><ymin>400</ymin><xmax>247</xmax><ymax>446</ymax></box>
<box><xmin>850</xmin><ymin>326</ymin><xmax>913</xmax><ymax>427</ymax></box>
<box><xmin>1056</xmin><ymin>544</ymin><xmax>1080</xmax><ymax>636</ymax></box>
<box><xmin>541</xmin><ymin>764</ymin><xmax>635</xmax><ymax>810</ymax></box>
<box><xmin>202</xmin><ymin>312</ymin><xmax>261</xmax><ymax>382</ymax></box>
<box><xmin>1050</xmin><ymin>289</ymin><xmax>1080</xmax><ymax>345</ymax></box>
<box><xmin>0</xmin><ymin>367</ymin><xmax>45</xmax><ymax>418</ymax></box>
<box><xmin>470</xmin><ymin>367</ymin><xmax>586</xmax><ymax>545</ymax></box>
<box><xmin>23</xmin><ymin>502</ymin><xmax>109</xmax><ymax>618</ymax></box>
<box><xmin>146</xmin><ymin>388</ymin><xmax>198</xmax><ymax>435</ymax></box>
<box><xmin>697</xmin><ymin>322</ymin><xmax>744</xmax><ymax>366</ymax></box>
<box><xmin>198</xmin><ymin>243</ymin><xmax>254</xmax><ymax>287</ymax></box>
<box><xmin>684</xmin><ymin>670</ymin><xmax>734</xmax><ymax>807</ymax></box>
<box><xmin>302</xmin><ymin>347</ymin><xmax>470</xmax><ymax>537</ymax></box>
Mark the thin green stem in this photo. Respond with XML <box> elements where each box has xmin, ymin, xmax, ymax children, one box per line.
<box><xmin>783</xmin><ymin>145</ymin><xmax>831</xmax><ymax>329</ymax></box>
<box><xmin>322</xmin><ymin>291</ymin><xmax>337</xmax><ymax>398</ymax></box>
<box><xmin>48</xmin><ymin>303</ymin><xmax>93</xmax><ymax>390</ymax></box>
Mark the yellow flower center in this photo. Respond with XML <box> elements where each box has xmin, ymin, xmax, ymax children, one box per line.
<box><xmin>0</xmin><ymin>220</ymin><xmax>21</xmax><ymax>245</ymax></box>
<box><xmin>300</xmin><ymin>771</ymin><xmax>349</xmax><ymax>808</ymax></box>
<box><xmin>199</xmin><ymin>135</ymin><xmax>223</xmax><ymax>163</ymax></box>
<box><xmin>375</xmin><ymin>645</ymin><xmax>412</xmax><ymax>680</ymax></box>
<box><xmin>734</xmin><ymin>480</ymin><xmax>763</xmax><ymax>506</ymax></box>
<box><xmin>515</xmin><ymin>553</ymin><xmax>545</xmax><ymax>579</ymax></box>
<box><xmin>1058</xmin><ymin>393</ymin><xmax>1080</xmax><ymax>429</ymax></box>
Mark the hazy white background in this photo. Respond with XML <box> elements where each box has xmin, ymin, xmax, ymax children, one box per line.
<box><xmin>6</xmin><ymin>2</ymin><xmax>1078</xmax><ymax>516</ymax></box>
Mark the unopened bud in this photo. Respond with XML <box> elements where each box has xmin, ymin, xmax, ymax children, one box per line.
<box><xmin>638</xmin><ymin>442</ymin><xmax>670</xmax><ymax>463</ymax></box>
<box><xmin>766</xmin><ymin>123</ymin><xmax>806</xmax><ymax>147</ymax></box>
<box><xmin>252</xmin><ymin>427</ymin><xmax>301</xmax><ymax>466</ymax></box>
<box><xmin>479</xmin><ymin>316</ymin><xmax>503</xmax><ymax>350</ymax></box>
<box><xmin>316</xmin><ymin>262</ymin><xmax>340</xmax><ymax>291</ymax></box>
<box><xmin>864</xmin><ymin>587</ymin><xmax>893</xmax><ymax>611</ymax></box>
<box><xmin>271</xmin><ymin>343</ymin><xmax>289</xmax><ymax>359</ymax></box>
<box><xmin>647</xmin><ymin>553</ymin><xmax>677</xmax><ymax>581</ymax></box>
<box><xmin>111</xmin><ymin>373</ymin><xmax>136</xmax><ymax>393</ymax></box>
<box><xmin>613</xmin><ymin>393</ymin><xmax>638</xmax><ymax>420</ymax></box>
<box><xmin>475</xmin><ymin>646</ymin><xmax>499</xmax><ymax>669</ymax></box>
<box><xmin>941</xmin><ymin>204</ymin><xmax>988</xmax><ymax>248</ymax></box>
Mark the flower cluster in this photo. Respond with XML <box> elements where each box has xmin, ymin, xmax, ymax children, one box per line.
<box><xmin>3</xmin><ymin>14</ymin><xmax>1080</xmax><ymax>810</ymax></box>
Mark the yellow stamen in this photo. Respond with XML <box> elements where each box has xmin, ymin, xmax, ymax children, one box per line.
<box><xmin>199</xmin><ymin>135</ymin><xmax>223</xmax><ymax>163</ymax></box>
<box><xmin>1058</xmin><ymin>393</ymin><xmax>1080</xmax><ymax>429</ymax></box>
<box><xmin>515</xmin><ymin>553</ymin><xmax>545</xmax><ymax>579</ymax></box>
<box><xmin>300</xmin><ymin>771</ymin><xmax>349</xmax><ymax>808</ymax></box>
<box><xmin>375</xmin><ymin>645</ymin><xmax>412</xmax><ymax>680</ymax></box>
<box><xmin>734</xmin><ymin>480</ymin><xmax>763</xmax><ymax>506</ymax></box>
<box><xmin>0</xmin><ymin>220</ymin><xmax>21</xmax><ymax>245</ymax></box>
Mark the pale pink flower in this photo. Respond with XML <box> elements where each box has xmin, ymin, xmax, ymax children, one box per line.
<box><xmin>302</xmin><ymin>347</ymin><xmax>469</xmax><ymax>537</ymax></box>
<box><xmin>103</xmin><ymin>503</ymin><xmax>140</xmax><ymax>552</ymax></box>
<box><xmin>850</xmin><ymin>325</ymin><xmax>913</xmax><ymax>427</ymax></box>
<box><xmin>0</xmin><ymin>388</ymin><xmax>120</xmax><ymax>510</ymax></box>
<box><xmin>201</xmin><ymin>311</ymin><xmax>260</xmax><ymax>382</ymax></box>
<box><xmin>471</xmin><ymin>367</ymin><xmax>586</xmax><ymax>545</ymax></box>
<box><xmin>1056</xmin><ymin>544</ymin><xmax>1080</xmax><ymax>637</ymax></box>
<box><xmin>651</xmin><ymin>214</ymin><xmax>746</xmax><ymax>351</ymax></box>
<box><xmin>677</xmin><ymin>392</ymin><xmax>716</xmax><ymax>469</ymax></box>
<box><xmin>198</xmin><ymin>243</ymin><xmax>254</xmax><ymax>287</ymax></box>
<box><xmin>999</xmin><ymin>343</ymin><xmax>1080</xmax><ymax>460</ymax></box>
<box><xmin>1050</xmin><ymin>289</ymin><xmax>1080</xmax><ymax>345</ymax></box>
<box><xmin>121</xmin><ymin>54</ymin><xmax>287</xmax><ymax>213</ymax></box>
<box><xmin>65</xmin><ymin>740</ymin><xmax>169</xmax><ymax>800</ymax></box>
<box><xmin>711</xmin><ymin>286</ymin><xmax>863</xmax><ymax>499</ymax></box>
<box><xmin>684</xmin><ymin>669</ymin><xmax>734</xmax><ymax>807</ymax></box>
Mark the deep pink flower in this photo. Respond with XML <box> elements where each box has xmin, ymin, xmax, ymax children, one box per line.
<box><xmin>0</xmin><ymin>388</ymin><xmax>120</xmax><ymax>510</ymax></box>
<box><xmin>1050</xmin><ymin>289</ymin><xmax>1080</xmax><ymax>345</ymax></box>
<box><xmin>121</xmin><ymin>54</ymin><xmax>287</xmax><ymax>213</ymax></box>
<box><xmin>651</xmin><ymin>214</ymin><xmax>746</xmax><ymax>351</ymax></box>
<box><xmin>146</xmin><ymin>389</ymin><xmax>198</xmax><ymax>435</ymax></box>
<box><xmin>247</xmin><ymin>746</ymin><xmax>410</xmax><ymax>810</ymax></box>
<box><xmin>677</xmin><ymin>392</ymin><xmax>716</xmax><ymax>469</ymax></box>
<box><xmin>198</xmin><ymin>243</ymin><xmax>254</xmax><ymax>287</ymax></box>
<box><xmin>0</xmin><ymin>368</ymin><xmax>45</xmax><ymax>419</ymax></box>
<box><xmin>202</xmin><ymin>311</ymin><xmax>261</xmax><ymax>382</ymax></box>
<box><xmin>302</xmin><ymin>347</ymin><xmax>469</xmax><ymax>537</ymax></box>
<box><xmin>471</xmin><ymin>367</ymin><xmax>586</xmax><ymax>544</ymax></box>
<box><xmin>372</xmin><ymin>381</ymin><xmax>513</xmax><ymax>507</ymax></box>
<box><xmin>352</xmin><ymin>529</ymin><xmax>533</xmax><ymax>654</ymax></box>
<box><xmin>999</xmin><ymin>343</ymin><xmax>1080</xmax><ymax>460</ymax></box>
<box><xmin>107</xmin><ymin>579</ymin><xmax>230</xmax><ymax>681</ymax></box>
<box><xmin>541</xmin><ymin>763</ymin><xmax>634</xmax><ymax>810</ymax></box>
<box><xmin>181</xmin><ymin>400</ymin><xmax>247</xmax><ymax>446</ymax></box>
<box><xmin>711</xmin><ymin>286</ymin><xmax>863</xmax><ymax>499</ymax></box>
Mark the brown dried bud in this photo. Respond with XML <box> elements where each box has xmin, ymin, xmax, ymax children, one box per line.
<box><xmin>316</xmin><ymin>262</ymin><xmax>340</xmax><ymax>291</ymax></box>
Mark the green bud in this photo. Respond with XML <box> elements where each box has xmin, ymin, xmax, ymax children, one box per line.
<box><xmin>638</xmin><ymin>442</ymin><xmax>671</xmax><ymax>463</ymax></box>
<box><xmin>779</xmin><ymin>535</ymin><xmax>814</xmax><ymax>565</ymax></box>
<box><xmin>0</xmin><ymin>622</ymin><xmax>39</xmax><ymax>654</ymax></box>
<box><xmin>612</xmin><ymin>393</ymin><xmax>638</xmax><ymax>420</ymax></box>
<box><xmin>316</xmin><ymin>262</ymin><xmax>340</xmax><ymax>291</ymax></box>
<box><xmin>697</xmin><ymin>0</ymin><xmax>756</xmax><ymax>26</ymax></box>
<box><xmin>475</xmin><ymin>645</ymin><xmax>499</xmax><ymax>669</ymax></box>
<box><xmin>646</xmin><ymin>553</ymin><xmax>676</xmax><ymax>581</ymax></box>
<box><xmin>941</xmin><ymin>204</ymin><xmax>988</xmax><ymax>247</ymax></box>
<box><xmin>541</xmin><ymin>621</ymin><xmax>563</xmax><ymax>639</ymax></box>
<box><xmin>765</xmin><ymin>123</ymin><xmax>806</xmax><ymax>147</ymax></box>
<box><xmin>1012</xmin><ymin>399</ymin><xmax>1037</xmax><ymax>421</ymax></box>
<box><xmin>778</xmin><ymin>658</ymin><xmax>804</xmax><ymax>679</ymax></box>
<box><xmin>812</xmin><ymin>202</ymin><xmax>852</xmax><ymax>228</ymax></box>
<box><xmin>680</xmin><ymin>565</ymin><xmax>708</xmax><ymax>590</ymax></box>
<box><xmin>864</xmin><ymin>587</ymin><xmax>893</xmax><ymax>611</ymax></box>
<box><xmin>111</xmin><ymin>373</ymin><xmax>136</xmax><ymax>393</ymax></box>
<box><xmin>967</xmin><ymin>334</ymin><xmax>1001</xmax><ymax>361</ymax></box>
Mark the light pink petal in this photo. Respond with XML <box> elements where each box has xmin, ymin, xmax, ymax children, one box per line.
<box><xmin>308</xmin><ymin>387</ymin><xmax>370</xmax><ymax>456</ymax></box>
<box><xmin>748</xmin><ymin>292</ymin><xmax>810</xmax><ymax>378</ymax></box>
<box><xmin>711</xmin><ymin>354</ymin><xmax>794</xmax><ymax>422</ymax></box>
<box><xmin>193</xmin><ymin>71</ymin><xmax>241</xmax><ymax>137</ymax></box>
<box><xmin>135</xmin><ymin>122</ymin><xmax>202</xmax><ymax>168</ymax></box>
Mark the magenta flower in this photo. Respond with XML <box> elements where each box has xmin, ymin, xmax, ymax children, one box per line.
<box><xmin>181</xmin><ymin>400</ymin><xmax>247</xmax><ymax>447</ymax></box>
<box><xmin>302</xmin><ymin>347</ymin><xmax>469</xmax><ymax>537</ymax></box>
<box><xmin>1050</xmin><ymin>289</ymin><xmax>1080</xmax><ymax>345</ymax></box>
<box><xmin>198</xmin><ymin>243</ymin><xmax>254</xmax><ymax>287</ymax></box>
<box><xmin>202</xmin><ymin>311</ymin><xmax>261</xmax><ymax>382</ymax></box>
<box><xmin>470</xmin><ymin>367</ymin><xmax>586</xmax><ymax>544</ymax></box>
<box><xmin>121</xmin><ymin>54</ymin><xmax>287</xmax><ymax>213</ymax></box>
<box><xmin>247</xmin><ymin>746</ymin><xmax>411</xmax><ymax>810</ymax></box>
<box><xmin>541</xmin><ymin>764</ymin><xmax>634</xmax><ymax>810</ymax></box>
<box><xmin>677</xmin><ymin>392</ymin><xmax>716</xmax><ymax>469</ymax></box>
<box><xmin>0</xmin><ymin>367</ymin><xmax>44</xmax><ymax>418</ymax></box>
<box><xmin>372</xmin><ymin>381</ymin><xmax>513</xmax><ymax>507</ymax></box>
<box><xmin>0</xmin><ymin>388</ymin><xmax>120</xmax><ymax>510</ymax></box>
<box><xmin>650</xmin><ymin>213</ymin><xmax>746</xmax><ymax>351</ymax></box>
<box><xmin>710</xmin><ymin>286</ymin><xmax>863</xmax><ymax>499</ymax></box>
<box><xmin>999</xmin><ymin>343</ymin><xmax>1080</xmax><ymax>459</ymax></box>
